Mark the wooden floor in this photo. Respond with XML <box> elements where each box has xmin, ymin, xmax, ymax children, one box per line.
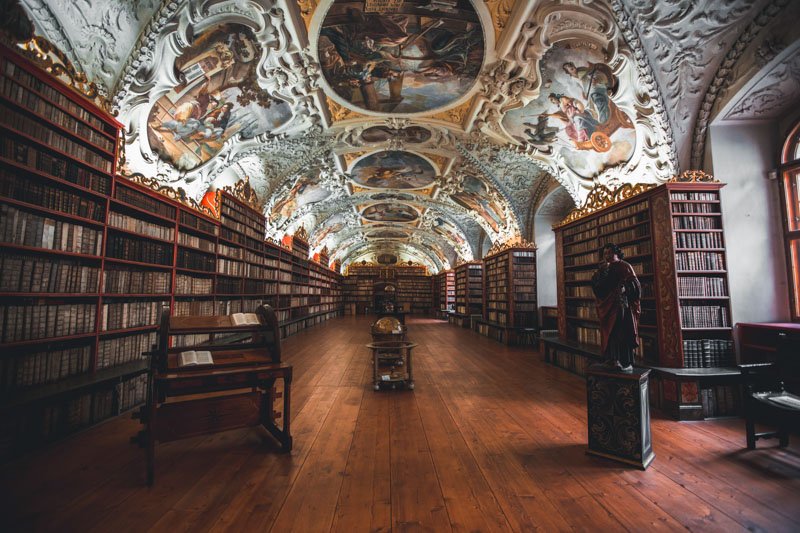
<box><xmin>3</xmin><ymin>316</ymin><xmax>800</xmax><ymax>533</ymax></box>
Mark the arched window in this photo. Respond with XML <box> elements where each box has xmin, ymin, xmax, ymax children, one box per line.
<box><xmin>780</xmin><ymin>120</ymin><xmax>800</xmax><ymax>321</ymax></box>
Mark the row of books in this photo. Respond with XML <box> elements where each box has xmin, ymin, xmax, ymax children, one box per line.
<box><xmin>171</xmin><ymin>333</ymin><xmax>211</xmax><ymax>348</ymax></box>
<box><xmin>218</xmin><ymin>242</ymin><xmax>244</xmax><ymax>259</ymax></box>
<box><xmin>677</xmin><ymin>276</ymin><xmax>727</xmax><ymax>297</ymax></box>
<box><xmin>243</xmin><ymin>280</ymin><xmax>267</xmax><ymax>294</ymax></box>
<box><xmin>177</xmin><ymin>248</ymin><xmax>214</xmax><ymax>271</ymax></box>
<box><xmin>97</xmin><ymin>331</ymin><xmax>155</xmax><ymax>369</ymax></box>
<box><xmin>118</xmin><ymin>373</ymin><xmax>148</xmax><ymax>413</ymax></box>
<box><xmin>2</xmin><ymin>58</ymin><xmax>112</xmax><ymax>134</ymax></box>
<box><xmin>674</xmin><ymin>231</ymin><xmax>723</xmax><ymax>249</ymax></box>
<box><xmin>3</xmin><ymin>343</ymin><xmax>91</xmax><ymax>391</ymax></box>
<box><xmin>2</xmin><ymin>302</ymin><xmax>96</xmax><ymax>343</ymax></box>
<box><xmin>566</xmin><ymin>303</ymin><xmax>597</xmax><ymax>320</ymax></box>
<box><xmin>596</xmin><ymin>200</ymin><xmax>649</xmax><ymax>226</ymax></box>
<box><xmin>700</xmin><ymin>385</ymin><xmax>740</xmax><ymax>418</ymax></box>
<box><xmin>100</xmin><ymin>300</ymin><xmax>168</xmax><ymax>331</ymax></box>
<box><xmin>103</xmin><ymin>269</ymin><xmax>170</xmax><ymax>295</ymax></box>
<box><xmin>218</xmin><ymin>257</ymin><xmax>243</xmax><ymax>276</ymax></box>
<box><xmin>671</xmin><ymin>202</ymin><xmax>719</xmax><ymax>214</ymax></box>
<box><xmin>177</xmin><ymin>231</ymin><xmax>215</xmax><ymax>252</ymax></box>
<box><xmin>173</xmin><ymin>299</ymin><xmax>215</xmax><ymax>316</ymax></box>
<box><xmin>670</xmin><ymin>192</ymin><xmax>718</xmax><ymax>201</ymax></box>
<box><xmin>1</xmin><ymin>77</ymin><xmax>114</xmax><ymax>152</ymax></box>
<box><xmin>217</xmin><ymin>276</ymin><xmax>242</xmax><ymax>293</ymax></box>
<box><xmin>682</xmin><ymin>339</ymin><xmax>734</xmax><ymax>368</ymax></box>
<box><xmin>672</xmin><ymin>215</ymin><xmax>721</xmax><ymax>230</ymax></box>
<box><xmin>602</xmin><ymin>223</ymin><xmax>651</xmax><ymax>247</ymax></box>
<box><xmin>0</xmin><ymin>167</ymin><xmax>105</xmax><ymax>221</ymax></box>
<box><xmin>220</xmin><ymin>227</ymin><xmax>246</xmax><ymax>246</ymax></box>
<box><xmin>567</xmin><ymin>324</ymin><xmax>600</xmax><ymax>346</ymax></box>
<box><xmin>566</xmin><ymin>285</ymin><xmax>594</xmax><ymax>298</ymax></box>
<box><xmin>221</xmin><ymin>196</ymin><xmax>265</xmax><ymax>233</ymax></box>
<box><xmin>180</xmin><ymin>210</ymin><xmax>218</xmax><ymax>236</ymax></box>
<box><xmin>216</xmin><ymin>299</ymin><xmax>243</xmax><ymax>315</ymax></box>
<box><xmin>106</xmin><ymin>234</ymin><xmax>171</xmax><ymax>265</ymax></box>
<box><xmin>115</xmin><ymin>184</ymin><xmax>176</xmax><ymax>221</ymax></box>
<box><xmin>0</xmin><ymin>253</ymin><xmax>100</xmax><ymax>293</ymax></box>
<box><xmin>108</xmin><ymin>211</ymin><xmax>174</xmax><ymax>241</ymax></box>
<box><xmin>679</xmin><ymin>305</ymin><xmax>730</xmax><ymax>328</ymax></box>
<box><xmin>676</xmin><ymin>251</ymin><xmax>725</xmax><ymax>271</ymax></box>
<box><xmin>0</xmin><ymin>136</ymin><xmax>111</xmax><ymax>194</ymax></box>
<box><xmin>1</xmin><ymin>204</ymin><xmax>104</xmax><ymax>255</ymax></box>
<box><xmin>598</xmin><ymin>210</ymin><xmax>650</xmax><ymax>236</ymax></box>
<box><xmin>0</xmin><ymin>102</ymin><xmax>113</xmax><ymax>172</ymax></box>
<box><xmin>40</xmin><ymin>391</ymin><xmax>94</xmax><ymax>440</ymax></box>
<box><xmin>220</xmin><ymin>214</ymin><xmax>263</xmax><ymax>242</ymax></box>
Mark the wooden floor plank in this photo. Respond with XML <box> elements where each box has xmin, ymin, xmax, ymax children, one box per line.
<box><xmin>3</xmin><ymin>315</ymin><xmax>799</xmax><ymax>533</ymax></box>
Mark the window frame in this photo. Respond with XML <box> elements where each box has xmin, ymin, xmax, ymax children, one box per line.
<box><xmin>779</xmin><ymin>120</ymin><xmax>800</xmax><ymax>322</ymax></box>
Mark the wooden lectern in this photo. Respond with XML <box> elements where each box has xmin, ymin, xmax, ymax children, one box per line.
<box><xmin>133</xmin><ymin>305</ymin><xmax>292</xmax><ymax>485</ymax></box>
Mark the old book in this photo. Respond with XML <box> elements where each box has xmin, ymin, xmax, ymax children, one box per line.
<box><xmin>178</xmin><ymin>350</ymin><xmax>214</xmax><ymax>367</ymax></box>
<box><xmin>231</xmin><ymin>312</ymin><xmax>259</xmax><ymax>326</ymax></box>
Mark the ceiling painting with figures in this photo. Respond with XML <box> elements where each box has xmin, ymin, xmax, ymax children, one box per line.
<box><xmin>37</xmin><ymin>0</ymin><xmax>753</xmax><ymax>271</ymax></box>
<box><xmin>317</xmin><ymin>0</ymin><xmax>485</xmax><ymax>115</ymax></box>
<box><xmin>146</xmin><ymin>23</ymin><xmax>293</xmax><ymax>171</ymax></box>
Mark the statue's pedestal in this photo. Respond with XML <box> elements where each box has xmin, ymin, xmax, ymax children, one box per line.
<box><xmin>586</xmin><ymin>364</ymin><xmax>655</xmax><ymax>470</ymax></box>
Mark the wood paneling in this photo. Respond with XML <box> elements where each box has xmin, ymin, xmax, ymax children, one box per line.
<box><xmin>2</xmin><ymin>316</ymin><xmax>799</xmax><ymax>532</ymax></box>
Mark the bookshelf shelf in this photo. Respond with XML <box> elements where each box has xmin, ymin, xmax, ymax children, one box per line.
<box><xmin>476</xmin><ymin>246</ymin><xmax>537</xmax><ymax>345</ymax></box>
<box><xmin>551</xmin><ymin>180</ymin><xmax>736</xmax><ymax>421</ymax></box>
<box><xmin>0</xmin><ymin>44</ymin><xmax>342</xmax><ymax>460</ymax></box>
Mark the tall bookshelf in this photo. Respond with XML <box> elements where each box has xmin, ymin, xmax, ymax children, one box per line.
<box><xmin>549</xmin><ymin>177</ymin><xmax>736</xmax><ymax>420</ymax></box>
<box><xmin>0</xmin><ymin>43</ymin><xmax>343</xmax><ymax>458</ymax></box>
<box><xmin>477</xmin><ymin>246</ymin><xmax>538</xmax><ymax>345</ymax></box>
<box><xmin>341</xmin><ymin>265</ymin><xmax>433</xmax><ymax>315</ymax></box>
<box><xmin>396</xmin><ymin>272</ymin><xmax>432</xmax><ymax>314</ymax></box>
<box><xmin>0</xmin><ymin>43</ymin><xmax>146</xmax><ymax>459</ymax></box>
<box><xmin>435</xmin><ymin>269</ymin><xmax>455</xmax><ymax>318</ymax></box>
<box><xmin>450</xmin><ymin>262</ymin><xmax>482</xmax><ymax>328</ymax></box>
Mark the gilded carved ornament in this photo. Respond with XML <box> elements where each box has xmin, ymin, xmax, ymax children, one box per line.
<box><xmin>326</xmin><ymin>96</ymin><xmax>368</xmax><ymax>122</ymax></box>
<box><xmin>553</xmin><ymin>182</ymin><xmax>657</xmax><ymax>228</ymax></box>
<box><xmin>484</xmin><ymin>0</ymin><xmax>517</xmax><ymax>41</ymax></box>
<box><xmin>222</xmin><ymin>177</ymin><xmax>260</xmax><ymax>212</ymax></box>
<box><xmin>485</xmin><ymin>237</ymin><xmax>537</xmax><ymax>258</ymax></box>
<box><xmin>553</xmin><ymin>170</ymin><xmax>718</xmax><ymax>228</ymax></box>
<box><xmin>13</xmin><ymin>36</ymin><xmax>109</xmax><ymax>110</ymax></box>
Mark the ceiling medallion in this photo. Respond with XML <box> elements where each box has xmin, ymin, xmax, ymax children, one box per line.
<box><xmin>351</xmin><ymin>151</ymin><xmax>437</xmax><ymax>189</ymax></box>
<box><xmin>317</xmin><ymin>0</ymin><xmax>485</xmax><ymax>115</ymax></box>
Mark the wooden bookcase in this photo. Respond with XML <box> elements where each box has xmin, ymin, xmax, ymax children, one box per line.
<box><xmin>548</xmin><ymin>177</ymin><xmax>736</xmax><ymax>420</ymax></box>
<box><xmin>0</xmin><ymin>43</ymin><xmax>343</xmax><ymax>459</ymax></box>
<box><xmin>341</xmin><ymin>265</ymin><xmax>433</xmax><ymax>315</ymax></box>
<box><xmin>434</xmin><ymin>270</ymin><xmax>455</xmax><ymax>318</ymax></box>
<box><xmin>477</xmin><ymin>246</ymin><xmax>538</xmax><ymax>345</ymax></box>
<box><xmin>0</xmin><ymin>43</ymin><xmax>144</xmax><ymax>458</ymax></box>
<box><xmin>396</xmin><ymin>272</ymin><xmax>432</xmax><ymax>314</ymax></box>
<box><xmin>450</xmin><ymin>262</ymin><xmax>482</xmax><ymax>328</ymax></box>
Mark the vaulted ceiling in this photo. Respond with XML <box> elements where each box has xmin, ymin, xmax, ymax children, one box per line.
<box><xmin>12</xmin><ymin>0</ymin><xmax>800</xmax><ymax>272</ymax></box>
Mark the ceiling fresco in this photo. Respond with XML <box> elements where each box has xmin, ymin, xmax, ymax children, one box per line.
<box><xmin>13</xmin><ymin>0</ymin><xmax>798</xmax><ymax>272</ymax></box>
<box><xmin>317</xmin><ymin>0</ymin><xmax>485</xmax><ymax>114</ymax></box>
<box><xmin>349</xmin><ymin>150</ymin><xmax>437</xmax><ymax>189</ymax></box>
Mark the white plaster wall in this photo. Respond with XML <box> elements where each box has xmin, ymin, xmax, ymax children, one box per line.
<box><xmin>534</xmin><ymin>214</ymin><xmax>562</xmax><ymax>310</ymax></box>
<box><xmin>709</xmin><ymin>122</ymin><xmax>790</xmax><ymax>324</ymax></box>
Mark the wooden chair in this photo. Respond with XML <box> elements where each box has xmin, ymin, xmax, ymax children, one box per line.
<box><xmin>739</xmin><ymin>333</ymin><xmax>800</xmax><ymax>449</ymax></box>
<box><xmin>133</xmin><ymin>304</ymin><xmax>291</xmax><ymax>485</ymax></box>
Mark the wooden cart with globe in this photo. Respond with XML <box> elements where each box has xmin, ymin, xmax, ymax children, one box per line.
<box><xmin>368</xmin><ymin>317</ymin><xmax>416</xmax><ymax>390</ymax></box>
